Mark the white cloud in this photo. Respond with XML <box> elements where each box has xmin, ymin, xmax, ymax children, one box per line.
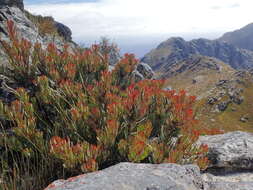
<box><xmin>25</xmin><ymin>0</ymin><xmax>253</xmax><ymax>51</ymax></box>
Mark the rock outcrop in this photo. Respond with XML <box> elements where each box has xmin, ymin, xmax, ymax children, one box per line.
<box><xmin>133</xmin><ymin>62</ymin><xmax>155</xmax><ymax>81</ymax></box>
<box><xmin>201</xmin><ymin>131</ymin><xmax>253</xmax><ymax>190</ymax></box>
<box><xmin>109</xmin><ymin>62</ymin><xmax>154</xmax><ymax>82</ymax></box>
<box><xmin>54</xmin><ymin>21</ymin><xmax>72</xmax><ymax>41</ymax></box>
<box><xmin>0</xmin><ymin>0</ymin><xmax>75</xmax><ymax>52</ymax></box>
<box><xmin>142</xmin><ymin>37</ymin><xmax>253</xmax><ymax>73</ymax></box>
<box><xmin>199</xmin><ymin>131</ymin><xmax>253</xmax><ymax>170</ymax></box>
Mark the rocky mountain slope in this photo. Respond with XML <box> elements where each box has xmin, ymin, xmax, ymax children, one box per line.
<box><xmin>0</xmin><ymin>0</ymin><xmax>78</xmax><ymax>66</ymax></box>
<box><xmin>159</xmin><ymin>55</ymin><xmax>253</xmax><ymax>133</ymax></box>
<box><xmin>162</xmin><ymin>55</ymin><xmax>235</xmax><ymax>97</ymax></box>
<box><xmin>142</xmin><ymin>37</ymin><xmax>253</xmax><ymax>73</ymax></box>
<box><xmin>195</xmin><ymin>69</ymin><xmax>253</xmax><ymax>133</ymax></box>
<box><xmin>0</xmin><ymin>0</ymin><xmax>75</xmax><ymax>46</ymax></box>
<box><xmin>157</xmin><ymin>55</ymin><xmax>253</xmax><ymax>133</ymax></box>
<box><xmin>219</xmin><ymin>23</ymin><xmax>253</xmax><ymax>51</ymax></box>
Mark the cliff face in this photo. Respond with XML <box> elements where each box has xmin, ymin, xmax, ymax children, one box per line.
<box><xmin>141</xmin><ymin>37</ymin><xmax>253</xmax><ymax>73</ymax></box>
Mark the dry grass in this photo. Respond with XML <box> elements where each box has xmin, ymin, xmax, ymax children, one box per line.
<box><xmin>164</xmin><ymin>56</ymin><xmax>235</xmax><ymax>98</ymax></box>
<box><xmin>195</xmin><ymin>78</ymin><xmax>253</xmax><ymax>133</ymax></box>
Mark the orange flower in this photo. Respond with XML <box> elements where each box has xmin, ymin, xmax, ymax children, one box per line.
<box><xmin>70</xmin><ymin>108</ymin><xmax>80</xmax><ymax>121</ymax></box>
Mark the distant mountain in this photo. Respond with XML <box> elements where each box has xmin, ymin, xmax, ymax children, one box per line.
<box><xmin>219</xmin><ymin>23</ymin><xmax>253</xmax><ymax>51</ymax></box>
<box><xmin>141</xmin><ymin>37</ymin><xmax>253</xmax><ymax>74</ymax></box>
<box><xmin>141</xmin><ymin>24</ymin><xmax>253</xmax><ymax>133</ymax></box>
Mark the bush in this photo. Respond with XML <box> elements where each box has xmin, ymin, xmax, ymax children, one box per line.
<box><xmin>25</xmin><ymin>11</ymin><xmax>58</xmax><ymax>37</ymax></box>
<box><xmin>0</xmin><ymin>20</ymin><xmax>210</xmax><ymax>190</ymax></box>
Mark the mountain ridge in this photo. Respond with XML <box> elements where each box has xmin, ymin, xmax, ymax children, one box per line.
<box><xmin>219</xmin><ymin>23</ymin><xmax>253</xmax><ymax>51</ymax></box>
<box><xmin>141</xmin><ymin>36</ymin><xmax>253</xmax><ymax>74</ymax></box>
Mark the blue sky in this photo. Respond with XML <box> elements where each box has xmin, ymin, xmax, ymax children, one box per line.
<box><xmin>25</xmin><ymin>0</ymin><xmax>253</xmax><ymax>57</ymax></box>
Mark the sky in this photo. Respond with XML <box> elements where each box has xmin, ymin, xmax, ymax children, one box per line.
<box><xmin>24</xmin><ymin>0</ymin><xmax>253</xmax><ymax>57</ymax></box>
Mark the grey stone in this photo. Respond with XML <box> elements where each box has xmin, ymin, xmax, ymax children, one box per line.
<box><xmin>54</xmin><ymin>21</ymin><xmax>72</xmax><ymax>41</ymax></box>
<box><xmin>132</xmin><ymin>70</ymin><xmax>144</xmax><ymax>82</ymax></box>
<box><xmin>216</xmin><ymin>80</ymin><xmax>228</xmax><ymax>86</ymax></box>
<box><xmin>198</xmin><ymin>131</ymin><xmax>253</xmax><ymax>170</ymax></box>
<box><xmin>240</xmin><ymin>116</ymin><xmax>249</xmax><ymax>123</ymax></box>
<box><xmin>206</xmin><ymin>181</ymin><xmax>253</xmax><ymax>190</ymax></box>
<box><xmin>132</xmin><ymin>62</ymin><xmax>154</xmax><ymax>82</ymax></box>
<box><xmin>136</xmin><ymin>62</ymin><xmax>154</xmax><ymax>79</ymax></box>
<box><xmin>216</xmin><ymin>101</ymin><xmax>231</xmax><ymax>111</ymax></box>
<box><xmin>46</xmin><ymin>163</ymin><xmax>204</xmax><ymax>190</ymax></box>
<box><xmin>207</xmin><ymin>97</ymin><xmax>218</xmax><ymax>105</ymax></box>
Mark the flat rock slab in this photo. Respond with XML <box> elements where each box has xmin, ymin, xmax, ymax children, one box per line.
<box><xmin>206</xmin><ymin>182</ymin><xmax>253</xmax><ymax>190</ymax></box>
<box><xmin>198</xmin><ymin>131</ymin><xmax>253</xmax><ymax>169</ymax></box>
<box><xmin>45</xmin><ymin>162</ymin><xmax>204</xmax><ymax>190</ymax></box>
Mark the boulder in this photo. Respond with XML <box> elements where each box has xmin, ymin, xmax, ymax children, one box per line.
<box><xmin>216</xmin><ymin>101</ymin><xmax>231</xmax><ymax>112</ymax></box>
<box><xmin>54</xmin><ymin>21</ymin><xmax>72</xmax><ymax>41</ymax></box>
<box><xmin>132</xmin><ymin>62</ymin><xmax>155</xmax><ymax>82</ymax></box>
<box><xmin>207</xmin><ymin>97</ymin><xmax>218</xmax><ymax>105</ymax></box>
<box><xmin>46</xmin><ymin>162</ymin><xmax>253</xmax><ymax>190</ymax></box>
<box><xmin>136</xmin><ymin>62</ymin><xmax>154</xmax><ymax>79</ymax></box>
<box><xmin>46</xmin><ymin>163</ymin><xmax>204</xmax><ymax>190</ymax></box>
<box><xmin>132</xmin><ymin>69</ymin><xmax>144</xmax><ymax>82</ymax></box>
<box><xmin>240</xmin><ymin>116</ymin><xmax>249</xmax><ymax>123</ymax></box>
<box><xmin>198</xmin><ymin>131</ymin><xmax>253</xmax><ymax>170</ymax></box>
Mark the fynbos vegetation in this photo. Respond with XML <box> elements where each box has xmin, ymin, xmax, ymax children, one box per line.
<box><xmin>0</xmin><ymin>20</ymin><xmax>211</xmax><ymax>190</ymax></box>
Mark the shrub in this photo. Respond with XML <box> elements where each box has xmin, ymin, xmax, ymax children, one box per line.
<box><xmin>0</xmin><ymin>20</ymin><xmax>210</xmax><ymax>190</ymax></box>
<box><xmin>25</xmin><ymin>11</ymin><xmax>58</xmax><ymax>37</ymax></box>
